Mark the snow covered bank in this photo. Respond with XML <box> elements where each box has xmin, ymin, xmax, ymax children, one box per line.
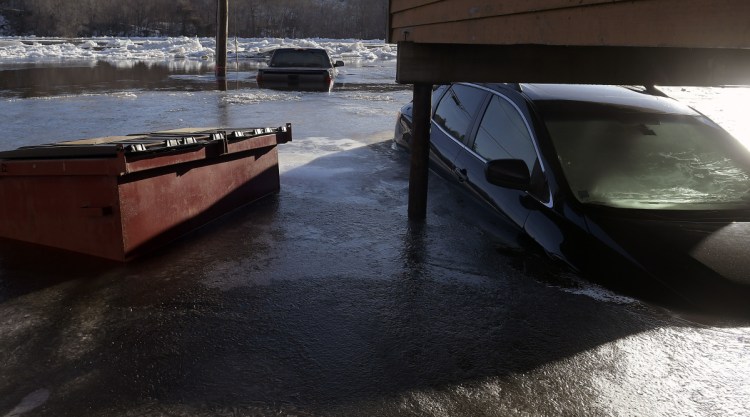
<box><xmin>0</xmin><ymin>36</ymin><xmax>396</xmax><ymax>62</ymax></box>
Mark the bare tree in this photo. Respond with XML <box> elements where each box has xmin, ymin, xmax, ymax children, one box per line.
<box><xmin>7</xmin><ymin>0</ymin><xmax>388</xmax><ymax>39</ymax></box>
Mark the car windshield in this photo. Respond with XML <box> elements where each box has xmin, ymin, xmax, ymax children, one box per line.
<box><xmin>542</xmin><ymin>103</ymin><xmax>750</xmax><ymax>210</ymax></box>
<box><xmin>270</xmin><ymin>49</ymin><xmax>331</xmax><ymax>68</ymax></box>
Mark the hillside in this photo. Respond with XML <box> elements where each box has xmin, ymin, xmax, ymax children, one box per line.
<box><xmin>0</xmin><ymin>0</ymin><xmax>387</xmax><ymax>39</ymax></box>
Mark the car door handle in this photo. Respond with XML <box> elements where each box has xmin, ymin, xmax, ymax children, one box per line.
<box><xmin>454</xmin><ymin>167</ymin><xmax>468</xmax><ymax>182</ymax></box>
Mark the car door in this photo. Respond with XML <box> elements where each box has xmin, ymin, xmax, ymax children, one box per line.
<box><xmin>429</xmin><ymin>84</ymin><xmax>489</xmax><ymax>178</ymax></box>
<box><xmin>452</xmin><ymin>90</ymin><xmax>549</xmax><ymax>228</ymax></box>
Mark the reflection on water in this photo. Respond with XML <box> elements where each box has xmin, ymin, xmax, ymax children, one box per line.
<box><xmin>0</xmin><ymin>59</ymin><xmax>266</xmax><ymax>98</ymax></box>
<box><xmin>0</xmin><ymin>59</ymin><xmax>407</xmax><ymax>98</ymax></box>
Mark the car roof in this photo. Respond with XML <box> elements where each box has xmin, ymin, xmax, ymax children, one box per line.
<box><xmin>273</xmin><ymin>47</ymin><xmax>326</xmax><ymax>52</ymax></box>
<box><xmin>483</xmin><ymin>83</ymin><xmax>697</xmax><ymax>116</ymax></box>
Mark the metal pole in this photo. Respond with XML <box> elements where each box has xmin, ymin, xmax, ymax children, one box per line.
<box><xmin>216</xmin><ymin>0</ymin><xmax>228</xmax><ymax>79</ymax></box>
<box><xmin>408</xmin><ymin>83</ymin><xmax>433</xmax><ymax>220</ymax></box>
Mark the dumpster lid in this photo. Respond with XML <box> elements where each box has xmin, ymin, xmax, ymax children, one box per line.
<box><xmin>0</xmin><ymin>126</ymin><xmax>289</xmax><ymax>160</ymax></box>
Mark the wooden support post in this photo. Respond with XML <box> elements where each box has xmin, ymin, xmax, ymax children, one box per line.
<box><xmin>408</xmin><ymin>83</ymin><xmax>432</xmax><ymax>220</ymax></box>
<box><xmin>216</xmin><ymin>0</ymin><xmax>228</xmax><ymax>79</ymax></box>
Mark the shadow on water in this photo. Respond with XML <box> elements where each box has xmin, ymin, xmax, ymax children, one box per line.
<box><xmin>5</xmin><ymin>142</ymin><xmax>750</xmax><ymax>415</ymax></box>
<box><xmin>1</xmin><ymin>140</ymin><xmax>739</xmax><ymax>416</ymax></box>
<box><xmin>0</xmin><ymin>238</ymin><xmax>119</xmax><ymax>302</ymax></box>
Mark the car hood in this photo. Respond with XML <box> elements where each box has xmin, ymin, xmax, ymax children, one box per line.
<box><xmin>263</xmin><ymin>66</ymin><xmax>332</xmax><ymax>72</ymax></box>
<box><xmin>585</xmin><ymin>210</ymin><xmax>750</xmax><ymax>288</ymax></box>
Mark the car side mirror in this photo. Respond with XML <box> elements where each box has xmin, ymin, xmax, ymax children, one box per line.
<box><xmin>334</xmin><ymin>60</ymin><xmax>345</xmax><ymax>67</ymax></box>
<box><xmin>485</xmin><ymin>159</ymin><xmax>531</xmax><ymax>190</ymax></box>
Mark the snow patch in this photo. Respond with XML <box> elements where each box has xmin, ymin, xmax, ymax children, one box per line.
<box><xmin>112</xmin><ymin>92</ymin><xmax>138</xmax><ymax>99</ymax></box>
<box><xmin>340</xmin><ymin>92</ymin><xmax>396</xmax><ymax>102</ymax></box>
<box><xmin>222</xmin><ymin>91</ymin><xmax>302</xmax><ymax>105</ymax></box>
<box><xmin>0</xmin><ymin>36</ymin><xmax>396</xmax><ymax>63</ymax></box>
<box><xmin>562</xmin><ymin>284</ymin><xmax>639</xmax><ymax>305</ymax></box>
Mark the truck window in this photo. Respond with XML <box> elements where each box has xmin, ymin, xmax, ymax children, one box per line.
<box><xmin>270</xmin><ymin>49</ymin><xmax>331</xmax><ymax>68</ymax></box>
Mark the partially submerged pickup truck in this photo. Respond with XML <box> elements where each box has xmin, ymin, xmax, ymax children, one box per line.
<box><xmin>256</xmin><ymin>48</ymin><xmax>344</xmax><ymax>92</ymax></box>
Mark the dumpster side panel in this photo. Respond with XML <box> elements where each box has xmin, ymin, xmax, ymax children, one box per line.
<box><xmin>0</xmin><ymin>174</ymin><xmax>125</xmax><ymax>260</ymax></box>
<box><xmin>118</xmin><ymin>145</ymin><xmax>281</xmax><ymax>259</ymax></box>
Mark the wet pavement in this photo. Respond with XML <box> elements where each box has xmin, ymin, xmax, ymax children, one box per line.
<box><xmin>1</xmin><ymin>60</ymin><xmax>750</xmax><ymax>416</ymax></box>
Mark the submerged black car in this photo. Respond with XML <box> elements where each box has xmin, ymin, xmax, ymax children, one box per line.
<box><xmin>394</xmin><ymin>83</ymin><xmax>750</xmax><ymax>313</ymax></box>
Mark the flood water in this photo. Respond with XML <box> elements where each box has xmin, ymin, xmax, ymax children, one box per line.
<box><xmin>1</xmin><ymin>56</ymin><xmax>750</xmax><ymax>417</ymax></box>
<box><xmin>0</xmin><ymin>61</ymin><xmax>239</xmax><ymax>98</ymax></box>
<box><xmin>0</xmin><ymin>58</ymin><xmax>408</xmax><ymax>95</ymax></box>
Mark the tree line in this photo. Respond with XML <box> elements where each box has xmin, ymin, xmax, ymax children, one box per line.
<box><xmin>0</xmin><ymin>0</ymin><xmax>388</xmax><ymax>39</ymax></box>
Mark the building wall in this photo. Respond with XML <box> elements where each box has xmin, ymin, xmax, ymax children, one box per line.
<box><xmin>388</xmin><ymin>0</ymin><xmax>750</xmax><ymax>49</ymax></box>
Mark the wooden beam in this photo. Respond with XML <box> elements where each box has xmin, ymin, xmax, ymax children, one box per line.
<box><xmin>396</xmin><ymin>42</ymin><xmax>750</xmax><ymax>86</ymax></box>
<box><xmin>391</xmin><ymin>0</ymin><xmax>628</xmax><ymax>31</ymax></box>
<box><xmin>408</xmin><ymin>83</ymin><xmax>433</xmax><ymax>220</ymax></box>
<box><xmin>391</xmin><ymin>0</ymin><xmax>442</xmax><ymax>14</ymax></box>
<box><xmin>389</xmin><ymin>0</ymin><xmax>750</xmax><ymax>49</ymax></box>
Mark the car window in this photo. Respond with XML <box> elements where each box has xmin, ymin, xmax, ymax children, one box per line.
<box><xmin>473</xmin><ymin>95</ymin><xmax>537</xmax><ymax>171</ymax></box>
<box><xmin>431</xmin><ymin>85</ymin><xmax>449</xmax><ymax>113</ymax></box>
<box><xmin>545</xmin><ymin>112</ymin><xmax>750</xmax><ymax>210</ymax></box>
<box><xmin>473</xmin><ymin>94</ymin><xmax>549</xmax><ymax>201</ymax></box>
<box><xmin>433</xmin><ymin>84</ymin><xmax>487</xmax><ymax>143</ymax></box>
<box><xmin>270</xmin><ymin>49</ymin><xmax>331</xmax><ymax>68</ymax></box>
